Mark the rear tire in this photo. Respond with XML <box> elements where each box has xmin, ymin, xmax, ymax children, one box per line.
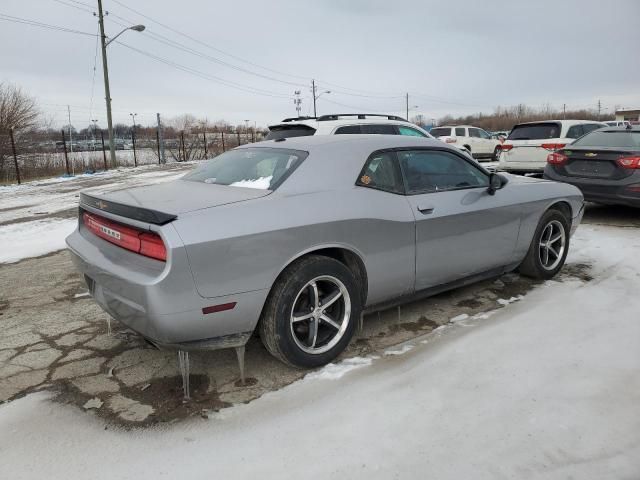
<box><xmin>493</xmin><ymin>146</ymin><xmax>501</xmax><ymax>161</ymax></box>
<box><xmin>518</xmin><ymin>209</ymin><xmax>570</xmax><ymax>280</ymax></box>
<box><xmin>258</xmin><ymin>255</ymin><xmax>361</xmax><ymax>368</ymax></box>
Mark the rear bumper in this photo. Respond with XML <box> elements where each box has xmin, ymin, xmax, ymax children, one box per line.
<box><xmin>498</xmin><ymin>160</ymin><xmax>546</xmax><ymax>173</ymax></box>
<box><xmin>66</xmin><ymin>227</ymin><xmax>268</xmax><ymax>349</ymax></box>
<box><xmin>544</xmin><ymin>168</ymin><xmax>640</xmax><ymax>208</ymax></box>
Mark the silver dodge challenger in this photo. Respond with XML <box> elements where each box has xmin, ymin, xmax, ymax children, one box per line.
<box><xmin>66</xmin><ymin>135</ymin><xmax>584</xmax><ymax>368</ymax></box>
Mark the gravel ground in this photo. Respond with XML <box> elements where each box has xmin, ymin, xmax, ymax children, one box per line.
<box><xmin>0</xmin><ymin>163</ymin><xmax>636</xmax><ymax>426</ymax></box>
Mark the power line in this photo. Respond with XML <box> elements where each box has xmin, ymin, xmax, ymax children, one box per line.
<box><xmin>50</xmin><ymin>0</ymin><xmax>93</xmax><ymax>14</ymax></box>
<box><xmin>0</xmin><ymin>13</ymin><xmax>97</xmax><ymax>36</ymax></box>
<box><xmin>114</xmin><ymin>41</ymin><xmax>294</xmax><ymax>99</ymax></box>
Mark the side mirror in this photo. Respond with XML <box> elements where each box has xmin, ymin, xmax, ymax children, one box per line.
<box><xmin>487</xmin><ymin>173</ymin><xmax>504</xmax><ymax>195</ymax></box>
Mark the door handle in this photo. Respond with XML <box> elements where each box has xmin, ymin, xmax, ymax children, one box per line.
<box><xmin>417</xmin><ymin>204</ymin><xmax>434</xmax><ymax>215</ymax></box>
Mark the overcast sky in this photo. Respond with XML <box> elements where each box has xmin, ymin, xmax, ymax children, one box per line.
<box><xmin>2</xmin><ymin>0</ymin><xmax>639</xmax><ymax>129</ymax></box>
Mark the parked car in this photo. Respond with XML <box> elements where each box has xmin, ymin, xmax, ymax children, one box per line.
<box><xmin>429</xmin><ymin>125</ymin><xmax>501</xmax><ymax>161</ymax></box>
<box><xmin>603</xmin><ymin>121</ymin><xmax>631</xmax><ymax>127</ymax></box>
<box><xmin>266</xmin><ymin>114</ymin><xmax>434</xmax><ymax>139</ymax></box>
<box><xmin>67</xmin><ymin>135</ymin><xmax>584</xmax><ymax>368</ymax></box>
<box><xmin>498</xmin><ymin>120</ymin><xmax>607</xmax><ymax>174</ymax></box>
<box><xmin>491</xmin><ymin>131</ymin><xmax>509</xmax><ymax>142</ymax></box>
<box><xmin>544</xmin><ymin>125</ymin><xmax>640</xmax><ymax>207</ymax></box>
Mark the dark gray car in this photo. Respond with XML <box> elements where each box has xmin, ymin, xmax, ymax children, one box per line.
<box><xmin>66</xmin><ymin>135</ymin><xmax>583</xmax><ymax>368</ymax></box>
<box><xmin>544</xmin><ymin>126</ymin><xmax>640</xmax><ymax>207</ymax></box>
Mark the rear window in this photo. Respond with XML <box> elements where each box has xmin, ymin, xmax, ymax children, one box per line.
<box><xmin>266</xmin><ymin>125</ymin><xmax>316</xmax><ymax>140</ymax></box>
<box><xmin>571</xmin><ymin>130</ymin><xmax>640</xmax><ymax>149</ymax></box>
<box><xmin>183</xmin><ymin>147</ymin><xmax>308</xmax><ymax>190</ymax></box>
<box><xmin>508</xmin><ymin>122</ymin><xmax>561</xmax><ymax>140</ymax></box>
<box><xmin>430</xmin><ymin>127</ymin><xmax>451</xmax><ymax>137</ymax></box>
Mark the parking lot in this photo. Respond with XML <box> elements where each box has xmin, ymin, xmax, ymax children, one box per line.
<box><xmin>0</xmin><ymin>164</ymin><xmax>635</xmax><ymax>425</ymax></box>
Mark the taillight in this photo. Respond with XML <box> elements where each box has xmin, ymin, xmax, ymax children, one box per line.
<box><xmin>82</xmin><ymin>212</ymin><xmax>167</xmax><ymax>261</ymax></box>
<box><xmin>139</xmin><ymin>232</ymin><xmax>167</xmax><ymax>261</ymax></box>
<box><xmin>617</xmin><ymin>156</ymin><xmax>640</xmax><ymax>169</ymax></box>
<box><xmin>498</xmin><ymin>144</ymin><xmax>513</xmax><ymax>151</ymax></box>
<box><xmin>541</xmin><ymin>143</ymin><xmax>566</xmax><ymax>151</ymax></box>
<box><xmin>547</xmin><ymin>152</ymin><xmax>568</xmax><ymax>165</ymax></box>
<box><xmin>445</xmin><ymin>137</ymin><xmax>457</xmax><ymax>143</ymax></box>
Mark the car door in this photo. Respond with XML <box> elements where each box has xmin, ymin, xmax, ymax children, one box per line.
<box><xmin>396</xmin><ymin>148</ymin><xmax>521</xmax><ymax>290</ymax></box>
<box><xmin>468</xmin><ymin>128</ymin><xmax>486</xmax><ymax>154</ymax></box>
<box><xmin>476</xmin><ymin>128</ymin><xmax>495</xmax><ymax>154</ymax></box>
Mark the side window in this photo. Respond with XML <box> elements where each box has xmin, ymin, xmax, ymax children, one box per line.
<box><xmin>335</xmin><ymin>125</ymin><xmax>362</xmax><ymax>134</ymax></box>
<box><xmin>397</xmin><ymin>150</ymin><xmax>489</xmax><ymax>194</ymax></box>
<box><xmin>478</xmin><ymin>129</ymin><xmax>491</xmax><ymax>139</ymax></box>
<box><xmin>566</xmin><ymin>125</ymin><xmax>584</xmax><ymax>139</ymax></box>
<box><xmin>455</xmin><ymin>127</ymin><xmax>466</xmax><ymax>136</ymax></box>
<box><xmin>583</xmin><ymin>124</ymin><xmax>602</xmax><ymax>134</ymax></box>
<box><xmin>360</xmin><ymin>124</ymin><xmax>397</xmax><ymax>135</ymax></box>
<box><xmin>468</xmin><ymin>128</ymin><xmax>481</xmax><ymax>138</ymax></box>
<box><xmin>398</xmin><ymin>126</ymin><xmax>427</xmax><ymax>137</ymax></box>
<box><xmin>356</xmin><ymin>152</ymin><xmax>404</xmax><ymax>194</ymax></box>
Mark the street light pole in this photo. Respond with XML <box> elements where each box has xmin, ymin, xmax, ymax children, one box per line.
<box><xmin>97</xmin><ymin>0</ymin><xmax>116</xmax><ymax>168</ymax></box>
<box><xmin>96</xmin><ymin>0</ymin><xmax>145</xmax><ymax>169</ymax></box>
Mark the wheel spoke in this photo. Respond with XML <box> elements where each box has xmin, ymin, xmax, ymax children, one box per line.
<box><xmin>320</xmin><ymin>313</ymin><xmax>341</xmax><ymax>330</ymax></box>
<box><xmin>292</xmin><ymin>312</ymin><xmax>313</xmax><ymax>323</ymax></box>
<box><xmin>542</xmin><ymin>246</ymin><xmax>549</xmax><ymax>265</ymax></box>
<box><xmin>307</xmin><ymin>318</ymin><xmax>319</xmax><ymax>347</ymax></box>
<box><xmin>549</xmin><ymin>246</ymin><xmax>559</xmax><ymax>258</ymax></box>
<box><xmin>320</xmin><ymin>289</ymin><xmax>342</xmax><ymax>310</ymax></box>
<box><xmin>309</xmin><ymin>282</ymin><xmax>319</xmax><ymax>309</ymax></box>
<box><xmin>549</xmin><ymin>232</ymin><xmax>563</xmax><ymax>244</ymax></box>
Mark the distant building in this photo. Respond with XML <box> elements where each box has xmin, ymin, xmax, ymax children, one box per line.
<box><xmin>615</xmin><ymin>108</ymin><xmax>640</xmax><ymax>124</ymax></box>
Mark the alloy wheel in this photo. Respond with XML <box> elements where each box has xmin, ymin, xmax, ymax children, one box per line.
<box><xmin>290</xmin><ymin>275</ymin><xmax>351</xmax><ymax>354</ymax></box>
<box><xmin>538</xmin><ymin>220</ymin><xmax>566</xmax><ymax>271</ymax></box>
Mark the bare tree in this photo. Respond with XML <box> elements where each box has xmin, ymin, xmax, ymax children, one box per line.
<box><xmin>0</xmin><ymin>82</ymin><xmax>40</xmax><ymax>171</ymax></box>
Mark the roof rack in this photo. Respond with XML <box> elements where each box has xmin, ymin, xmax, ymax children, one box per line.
<box><xmin>281</xmin><ymin>116</ymin><xmax>317</xmax><ymax>122</ymax></box>
<box><xmin>316</xmin><ymin>114</ymin><xmax>409</xmax><ymax>122</ymax></box>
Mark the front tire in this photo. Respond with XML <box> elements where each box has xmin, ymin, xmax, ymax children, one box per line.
<box><xmin>519</xmin><ymin>209</ymin><xmax>570</xmax><ymax>279</ymax></box>
<box><xmin>258</xmin><ymin>255</ymin><xmax>361</xmax><ymax>368</ymax></box>
<box><xmin>493</xmin><ymin>146</ymin><xmax>501</xmax><ymax>161</ymax></box>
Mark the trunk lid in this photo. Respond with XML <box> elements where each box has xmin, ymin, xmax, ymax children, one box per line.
<box><xmin>81</xmin><ymin>179</ymin><xmax>270</xmax><ymax>224</ymax></box>
<box><xmin>558</xmin><ymin>147</ymin><xmax>637</xmax><ymax>180</ymax></box>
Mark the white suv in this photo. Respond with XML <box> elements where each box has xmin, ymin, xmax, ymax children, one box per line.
<box><xmin>429</xmin><ymin>125</ymin><xmax>501</xmax><ymax>161</ymax></box>
<box><xmin>498</xmin><ymin>119</ymin><xmax>607</xmax><ymax>174</ymax></box>
<box><xmin>266</xmin><ymin>114</ymin><xmax>434</xmax><ymax>140</ymax></box>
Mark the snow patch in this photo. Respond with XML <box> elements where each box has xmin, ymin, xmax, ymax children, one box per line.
<box><xmin>305</xmin><ymin>356</ymin><xmax>372</xmax><ymax>381</ymax></box>
<box><xmin>450</xmin><ymin>313</ymin><xmax>469</xmax><ymax>323</ymax></box>
<box><xmin>497</xmin><ymin>295</ymin><xmax>524</xmax><ymax>306</ymax></box>
<box><xmin>384</xmin><ymin>344</ymin><xmax>414</xmax><ymax>356</ymax></box>
<box><xmin>229</xmin><ymin>176</ymin><xmax>272</xmax><ymax>189</ymax></box>
<box><xmin>0</xmin><ymin>219</ymin><xmax>76</xmax><ymax>263</ymax></box>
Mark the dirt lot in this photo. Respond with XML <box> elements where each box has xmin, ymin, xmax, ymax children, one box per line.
<box><xmin>0</xmin><ymin>182</ymin><xmax>636</xmax><ymax>426</ymax></box>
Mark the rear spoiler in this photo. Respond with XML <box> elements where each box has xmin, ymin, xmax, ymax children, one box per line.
<box><xmin>79</xmin><ymin>193</ymin><xmax>177</xmax><ymax>225</ymax></box>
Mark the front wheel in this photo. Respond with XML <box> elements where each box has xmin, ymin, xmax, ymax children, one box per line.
<box><xmin>259</xmin><ymin>255</ymin><xmax>361</xmax><ymax>368</ymax></box>
<box><xmin>493</xmin><ymin>146</ymin><xmax>501</xmax><ymax>161</ymax></box>
<box><xmin>518</xmin><ymin>209</ymin><xmax>570</xmax><ymax>279</ymax></box>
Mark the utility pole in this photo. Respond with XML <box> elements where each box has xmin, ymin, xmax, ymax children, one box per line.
<box><xmin>67</xmin><ymin>105</ymin><xmax>73</xmax><ymax>153</ymax></box>
<box><xmin>97</xmin><ymin>0</ymin><xmax>116</xmax><ymax>168</ymax></box>
<box><xmin>312</xmin><ymin>80</ymin><xmax>317</xmax><ymax>117</ymax></box>
<box><xmin>597</xmin><ymin>99</ymin><xmax>602</xmax><ymax>120</ymax></box>
<box><xmin>129</xmin><ymin>113</ymin><xmax>138</xmax><ymax>167</ymax></box>
<box><xmin>563</xmin><ymin>103</ymin><xmax>566</xmax><ymax>120</ymax></box>
<box><xmin>156</xmin><ymin>113</ymin><xmax>165</xmax><ymax>163</ymax></box>
<box><xmin>9</xmin><ymin>128</ymin><xmax>21</xmax><ymax>185</ymax></box>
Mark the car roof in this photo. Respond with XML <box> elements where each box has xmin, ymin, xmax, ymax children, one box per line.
<box><xmin>240</xmin><ymin>133</ymin><xmax>445</xmax><ymax>152</ymax></box>
<box><xmin>269</xmin><ymin>117</ymin><xmax>414</xmax><ymax>128</ymax></box>
<box><xmin>513</xmin><ymin>119</ymin><xmax>607</xmax><ymax>126</ymax></box>
<box><xmin>434</xmin><ymin>125</ymin><xmax>482</xmax><ymax>129</ymax></box>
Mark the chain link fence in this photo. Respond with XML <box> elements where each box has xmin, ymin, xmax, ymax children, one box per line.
<box><xmin>0</xmin><ymin>129</ymin><xmax>265</xmax><ymax>184</ymax></box>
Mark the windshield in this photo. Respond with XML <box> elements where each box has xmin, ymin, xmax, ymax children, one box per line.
<box><xmin>572</xmin><ymin>130</ymin><xmax>640</xmax><ymax>149</ymax></box>
<box><xmin>183</xmin><ymin>147</ymin><xmax>308</xmax><ymax>190</ymax></box>
<box><xmin>265</xmin><ymin>125</ymin><xmax>316</xmax><ymax>140</ymax></box>
<box><xmin>508</xmin><ymin>122</ymin><xmax>561</xmax><ymax>140</ymax></box>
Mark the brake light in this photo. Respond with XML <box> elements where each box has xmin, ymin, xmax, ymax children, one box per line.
<box><xmin>617</xmin><ymin>156</ymin><xmax>640</xmax><ymax>169</ymax></box>
<box><xmin>445</xmin><ymin>137</ymin><xmax>457</xmax><ymax>143</ymax></box>
<box><xmin>547</xmin><ymin>152</ymin><xmax>568</xmax><ymax>165</ymax></box>
<box><xmin>498</xmin><ymin>144</ymin><xmax>513</xmax><ymax>151</ymax></box>
<box><xmin>82</xmin><ymin>212</ymin><xmax>167</xmax><ymax>261</ymax></box>
<box><xmin>541</xmin><ymin>143</ymin><xmax>566</xmax><ymax>151</ymax></box>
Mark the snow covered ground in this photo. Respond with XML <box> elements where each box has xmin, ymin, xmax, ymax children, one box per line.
<box><xmin>0</xmin><ymin>163</ymin><xmax>194</xmax><ymax>263</ymax></box>
<box><xmin>1</xmin><ymin>224</ymin><xmax>638</xmax><ymax>479</ymax></box>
